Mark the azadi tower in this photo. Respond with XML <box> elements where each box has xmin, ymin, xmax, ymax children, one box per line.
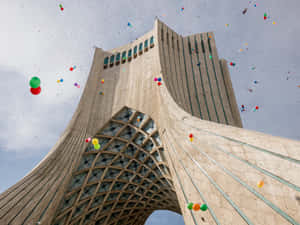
<box><xmin>0</xmin><ymin>19</ymin><xmax>299</xmax><ymax>225</ymax></box>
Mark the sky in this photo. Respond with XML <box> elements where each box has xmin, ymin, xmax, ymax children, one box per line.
<box><xmin>0</xmin><ymin>0</ymin><xmax>299</xmax><ymax>224</ymax></box>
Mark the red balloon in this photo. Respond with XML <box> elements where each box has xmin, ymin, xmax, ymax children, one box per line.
<box><xmin>30</xmin><ymin>86</ymin><xmax>41</xmax><ymax>95</ymax></box>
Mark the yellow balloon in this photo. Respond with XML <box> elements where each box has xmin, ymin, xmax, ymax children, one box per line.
<box><xmin>92</xmin><ymin>138</ymin><xmax>99</xmax><ymax>145</ymax></box>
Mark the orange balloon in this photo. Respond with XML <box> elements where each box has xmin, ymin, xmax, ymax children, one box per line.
<box><xmin>193</xmin><ymin>203</ymin><xmax>200</xmax><ymax>211</ymax></box>
<box><xmin>257</xmin><ymin>181</ymin><xmax>264</xmax><ymax>188</ymax></box>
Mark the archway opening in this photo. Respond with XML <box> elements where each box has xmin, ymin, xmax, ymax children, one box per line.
<box><xmin>145</xmin><ymin>210</ymin><xmax>185</xmax><ymax>225</ymax></box>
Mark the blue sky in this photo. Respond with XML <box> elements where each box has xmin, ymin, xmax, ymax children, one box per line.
<box><xmin>0</xmin><ymin>0</ymin><xmax>299</xmax><ymax>224</ymax></box>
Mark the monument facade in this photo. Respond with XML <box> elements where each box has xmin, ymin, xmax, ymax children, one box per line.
<box><xmin>0</xmin><ymin>19</ymin><xmax>299</xmax><ymax>225</ymax></box>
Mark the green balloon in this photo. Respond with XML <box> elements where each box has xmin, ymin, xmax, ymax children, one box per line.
<box><xmin>187</xmin><ymin>202</ymin><xmax>193</xmax><ymax>210</ymax></box>
<box><xmin>200</xmin><ymin>204</ymin><xmax>208</xmax><ymax>211</ymax></box>
<box><xmin>30</xmin><ymin>77</ymin><xmax>40</xmax><ymax>88</ymax></box>
<box><xmin>94</xmin><ymin>143</ymin><xmax>101</xmax><ymax>150</ymax></box>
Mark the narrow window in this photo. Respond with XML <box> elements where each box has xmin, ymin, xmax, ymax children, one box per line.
<box><xmin>195</xmin><ymin>40</ymin><xmax>199</xmax><ymax>54</ymax></box>
<box><xmin>177</xmin><ymin>39</ymin><xmax>180</xmax><ymax>51</ymax></box>
<box><xmin>104</xmin><ymin>57</ymin><xmax>109</xmax><ymax>69</ymax></box>
<box><xmin>150</xmin><ymin>36</ymin><xmax>154</xmax><ymax>48</ymax></box>
<box><xmin>122</xmin><ymin>51</ymin><xmax>126</xmax><ymax>63</ymax></box>
<box><xmin>166</xmin><ymin>32</ymin><xmax>169</xmax><ymax>45</ymax></box>
<box><xmin>134</xmin><ymin>46</ymin><xmax>138</xmax><ymax>58</ymax></box>
<box><xmin>109</xmin><ymin>55</ymin><xmax>115</xmax><ymax>67</ymax></box>
<box><xmin>116</xmin><ymin>53</ymin><xmax>120</xmax><ymax>65</ymax></box>
<box><xmin>201</xmin><ymin>39</ymin><xmax>205</xmax><ymax>53</ymax></box>
<box><xmin>208</xmin><ymin>37</ymin><xmax>212</xmax><ymax>53</ymax></box>
<box><xmin>188</xmin><ymin>41</ymin><xmax>192</xmax><ymax>54</ymax></box>
<box><xmin>172</xmin><ymin>36</ymin><xmax>174</xmax><ymax>49</ymax></box>
<box><xmin>144</xmin><ymin>40</ymin><xmax>148</xmax><ymax>51</ymax></box>
<box><xmin>128</xmin><ymin>49</ymin><xmax>132</xmax><ymax>61</ymax></box>
<box><xmin>139</xmin><ymin>42</ymin><xmax>143</xmax><ymax>55</ymax></box>
<box><xmin>161</xmin><ymin>29</ymin><xmax>164</xmax><ymax>41</ymax></box>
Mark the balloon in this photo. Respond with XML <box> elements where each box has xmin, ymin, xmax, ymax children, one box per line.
<box><xmin>101</xmin><ymin>79</ymin><xmax>104</xmax><ymax>84</ymax></box>
<box><xmin>200</xmin><ymin>204</ymin><xmax>208</xmax><ymax>211</ymax></box>
<box><xmin>190</xmin><ymin>137</ymin><xmax>194</xmax><ymax>142</ymax></box>
<box><xmin>57</xmin><ymin>80</ymin><xmax>60</xmax><ymax>83</ymax></box>
<box><xmin>157</xmin><ymin>82</ymin><xmax>162</xmax><ymax>86</ymax></box>
<box><xmin>158</xmin><ymin>77</ymin><xmax>162</xmax><ymax>82</ymax></box>
<box><xmin>60</xmin><ymin>78</ymin><xmax>64</xmax><ymax>82</ymax></box>
<box><xmin>257</xmin><ymin>180</ymin><xmax>264</xmax><ymax>188</ymax></box>
<box><xmin>193</xmin><ymin>203</ymin><xmax>200</xmax><ymax>211</ymax></box>
<box><xmin>92</xmin><ymin>138</ymin><xmax>99</xmax><ymax>145</ymax></box>
<box><xmin>187</xmin><ymin>202</ymin><xmax>193</xmax><ymax>210</ymax></box>
<box><xmin>30</xmin><ymin>86</ymin><xmax>41</xmax><ymax>95</ymax></box>
<box><xmin>189</xmin><ymin>134</ymin><xmax>193</xmax><ymax>138</ymax></box>
<box><xmin>154</xmin><ymin>77</ymin><xmax>158</xmax><ymax>81</ymax></box>
<box><xmin>94</xmin><ymin>143</ymin><xmax>101</xmax><ymax>150</ymax></box>
<box><xmin>30</xmin><ymin>77</ymin><xmax>41</xmax><ymax>88</ymax></box>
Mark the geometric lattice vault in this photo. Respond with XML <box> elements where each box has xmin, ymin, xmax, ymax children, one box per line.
<box><xmin>52</xmin><ymin>107</ymin><xmax>180</xmax><ymax>225</ymax></box>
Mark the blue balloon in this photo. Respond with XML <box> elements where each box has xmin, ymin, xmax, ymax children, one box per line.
<box><xmin>60</xmin><ymin>79</ymin><xmax>64</xmax><ymax>82</ymax></box>
<box><xmin>158</xmin><ymin>77</ymin><xmax>162</xmax><ymax>82</ymax></box>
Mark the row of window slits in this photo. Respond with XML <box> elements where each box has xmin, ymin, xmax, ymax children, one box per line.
<box><xmin>161</xmin><ymin>28</ymin><xmax>213</xmax><ymax>56</ymax></box>
<box><xmin>103</xmin><ymin>36</ymin><xmax>155</xmax><ymax>68</ymax></box>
